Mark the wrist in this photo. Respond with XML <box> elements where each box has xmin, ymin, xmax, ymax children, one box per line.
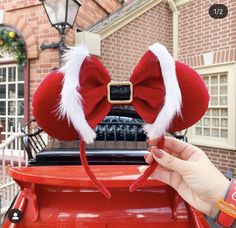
<box><xmin>210</xmin><ymin>177</ymin><xmax>230</xmax><ymax>218</ymax></box>
<box><xmin>214</xmin><ymin>178</ymin><xmax>236</xmax><ymax>227</ymax></box>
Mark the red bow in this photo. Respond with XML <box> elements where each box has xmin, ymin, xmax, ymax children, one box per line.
<box><xmin>79</xmin><ymin>50</ymin><xmax>166</xmax><ymax>132</ymax></box>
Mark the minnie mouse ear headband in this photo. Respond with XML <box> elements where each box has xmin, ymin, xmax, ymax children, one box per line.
<box><xmin>33</xmin><ymin>43</ymin><xmax>209</xmax><ymax>143</ymax></box>
<box><xmin>32</xmin><ymin>43</ymin><xmax>209</xmax><ymax>198</ymax></box>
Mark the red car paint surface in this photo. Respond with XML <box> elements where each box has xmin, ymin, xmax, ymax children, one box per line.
<box><xmin>3</xmin><ymin>165</ymin><xmax>211</xmax><ymax>228</ymax></box>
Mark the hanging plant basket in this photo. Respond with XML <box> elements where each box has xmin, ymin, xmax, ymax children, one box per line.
<box><xmin>0</xmin><ymin>29</ymin><xmax>26</xmax><ymax>66</ymax></box>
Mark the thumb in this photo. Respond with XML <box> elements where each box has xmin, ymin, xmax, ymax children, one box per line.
<box><xmin>151</xmin><ymin>148</ymin><xmax>187</xmax><ymax>174</ymax></box>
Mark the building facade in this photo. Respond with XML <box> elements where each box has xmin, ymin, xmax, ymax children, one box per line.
<box><xmin>0</xmin><ymin>0</ymin><xmax>235</xmax><ymax>175</ymax></box>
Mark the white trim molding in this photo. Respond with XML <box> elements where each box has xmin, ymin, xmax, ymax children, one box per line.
<box><xmin>0</xmin><ymin>10</ymin><xmax>4</xmax><ymax>24</ymax></box>
<box><xmin>168</xmin><ymin>0</ymin><xmax>179</xmax><ymax>59</ymax></box>
<box><xmin>175</xmin><ymin>0</ymin><xmax>192</xmax><ymax>7</ymax></box>
<box><xmin>93</xmin><ymin>0</ymin><xmax>163</xmax><ymax>40</ymax></box>
<box><xmin>75</xmin><ymin>31</ymin><xmax>101</xmax><ymax>56</ymax></box>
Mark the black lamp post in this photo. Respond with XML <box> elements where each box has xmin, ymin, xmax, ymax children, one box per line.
<box><xmin>39</xmin><ymin>0</ymin><xmax>81</xmax><ymax>64</ymax></box>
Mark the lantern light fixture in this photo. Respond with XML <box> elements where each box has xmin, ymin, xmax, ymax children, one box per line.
<box><xmin>39</xmin><ymin>0</ymin><xmax>81</xmax><ymax>58</ymax></box>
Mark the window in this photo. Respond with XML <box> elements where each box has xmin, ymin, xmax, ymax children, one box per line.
<box><xmin>188</xmin><ymin>63</ymin><xmax>236</xmax><ymax>150</ymax></box>
<box><xmin>0</xmin><ymin>64</ymin><xmax>24</xmax><ymax>139</ymax></box>
<box><xmin>196</xmin><ymin>73</ymin><xmax>228</xmax><ymax>138</ymax></box>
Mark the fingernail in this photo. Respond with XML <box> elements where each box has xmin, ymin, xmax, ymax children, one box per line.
<box><xmin>152</xmin><ymin>149</ymin><xmax>163</xmax><ymax>159</ymax></box>
<box><xmin>144</xmin><ymin>153</ymin><xmax>148</xmax><ymax>159</ymax></box>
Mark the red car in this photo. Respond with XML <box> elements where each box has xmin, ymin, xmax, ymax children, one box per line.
<box><xmin>2</xmin><ymin>109</ymin><xmax>214</xmax><ymax>228</ymax></box>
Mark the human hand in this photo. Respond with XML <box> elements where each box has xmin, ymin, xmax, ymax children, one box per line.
<box><xmin>141</xmin><ymin>136</ymin><xmax>230</xmax><ymax>218</ymax></box>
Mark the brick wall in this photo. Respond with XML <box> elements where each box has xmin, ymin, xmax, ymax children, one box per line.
<box><xmin>178</xmin><ymin>0</ymin><xmax>236</xmax><ymax>67</ymax></box>
<box><xmin>201</xmin><ymin>146</ymin><xmax>236</xmax><ymax>176</ymax></box>
<box><xmin>101</xmin><ymin>2</ymin><xmax>172</xmax><ymax>81</ymax></box>
<box><xmin>0</xmin><ymin>0</ymin><xmax>124</xmax><ymax>28</ymax></box>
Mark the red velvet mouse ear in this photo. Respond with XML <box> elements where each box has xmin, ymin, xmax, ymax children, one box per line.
<box><xmin>32</xmin><ymin>46</ymin><xmax>111</xmax><ymax>143</ymax></box>
<box><xmin>32</xmin><ymin>70</ymin><xmax>78</xmax><ymax>141</ymax></box>
<box><xmin>169</xmin><ymin>61</ymin><xmax>209</xmax><ymax>132</ymax></box>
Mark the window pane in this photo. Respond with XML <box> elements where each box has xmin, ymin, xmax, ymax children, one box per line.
<box><xmin>212</xmin><ymin>129</ymin><xmax>219</xmax><ymax>137</ymax></box>
<box><xmin>0</xmin><ymin>117</ymin><xmax>6</xmax><ymax>131</ymax></box>
<box><xmin>212</xmin><ymin>118</ymin><xmax>219</xmax><ymax>127</ymax></box>
<box><xmin>8</xmin><ymin>101</ymin><xmax>16</xmax><ymax>115</ymax></box>
<box><xmin>211</xmin><ymin>76</ymin><xmax>218</xmax><ymax>84</ymax></box>
<box><xmin>18</xmin><ymin>67</ymin><xmax>24</xmax><ymax>81</ymax></box>
<box><xmin>221</xmin><ymin>129</ymin><xmax>228</xmax><ymax>138</ymax></box>
<box><xmin>8</xmin><ymin>67</ymin><xmax>16</xmax><ymax>82</ymax></box>
<box><xmin>0</xmin><ymin>101</ymin><xmax>6</xmax><ymax>115</ymax></box>
<box><xmin>220</xmin><ymin>74</ymin><xmax>227</xmax><ymax>83</ymax></box>
<box><xmin>210</xmin><ymin>86</ymin><xmax>218</xmax><ymax>95</ymax></box>
<box><xmin>219</xmin><ymin>96</ymin><xmax>227</xmax><ymax>106</ymax></box>
<box><xmin>220</xmin><ymin>85</ymin><xmax>227</xmax><ymax>95</ymax></box>
<box><xmin>17</xmin><ymin>118</ymin><xmax>24</xmax><ymax>129</ymax></box>
<box><xmin>210</xmin><ymin>97</ymin><xmax>218</xmax><ymax>106</ymax></box>
<box><xmin>0</xmin><ymin>84</ymin><xmax>6</xmax><ymax>98</ymax></box>
<box><xmin>221</xmin><ymin>109</ymin><xmax>227</xmax><ymax>116</ymax></box>
<box><xmin>17</xmin><ymin>101</ymin><xmax>24</xmax><ymax>115</ymax></box>
<box><xmin>203</xmin><ymin>118</ymin><xmax>210</xmax><ymax>126</ymax></box>
<box><xmin>203</xmin><ymin>128</ymin><xmax>210</xmax><ymax>136</ymax></box>
<box><xmin>18</xmin><ymin>84</ymin><xmax>24</xmax><ymax>98</ymax></box>
<box><xmin>0</xmin><ymin>68</ymin><xmax>6</xmax><ymax>82</ymax></box>
<box><xmin>195</xmin><ymin>127</ymin><xmax>202</xmax><ymax>136</ymax></box>
<box><xmin>8</xmin><ymin>118</ymin><xmax>15</xmax><ymax>132</ymax></box>
<box><xmin>221</xmin><ymin>119</ymin><xmax>228</xmax><ymax>128</ymax></box>
<box><xmin>8</xmin><ymin>84</ymin><xmax>16</xmax><ymax>98</ymax></box>
<box><xmin>212</xmin><ymin>109</ymin><xmax>219</xmax><ymax>116</ymax></box>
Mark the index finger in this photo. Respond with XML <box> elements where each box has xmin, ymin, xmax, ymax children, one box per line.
<box><xmin>164</xmin><ymin>136</ymin><xmax>202</xmax><ymax>160</ymax></box>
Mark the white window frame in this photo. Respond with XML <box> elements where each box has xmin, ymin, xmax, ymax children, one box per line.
<box><xmin>0</xmin><ymin>62</ymin><xmax>24</xmax><ymax>139</ymax></box>
<box><xmin>188</xmin><ymin>62</ymin><xmax>236</xmax><ymax>150</ymax></box>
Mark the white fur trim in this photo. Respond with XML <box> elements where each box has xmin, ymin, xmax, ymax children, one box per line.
<box><xmin>58</xmin><ymin>45</ymin><xmax>96</xmax><ymax>144</ymax></box>
<box><xmin>143</xmin><ymin>43</ymin><xmax>182</xmax><ymax>140</ymax></box>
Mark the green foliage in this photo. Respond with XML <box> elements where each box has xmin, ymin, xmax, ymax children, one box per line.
<box><xmin>0</xmin><ymin>29</ymin><xmax>26</xmax><ymax>66</ymax></box>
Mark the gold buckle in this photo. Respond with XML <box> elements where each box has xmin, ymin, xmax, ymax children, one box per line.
<box><xmin>107</xmin><ymin>81</ymin><xmax>133</xmax><ymax>104</ymax></box>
